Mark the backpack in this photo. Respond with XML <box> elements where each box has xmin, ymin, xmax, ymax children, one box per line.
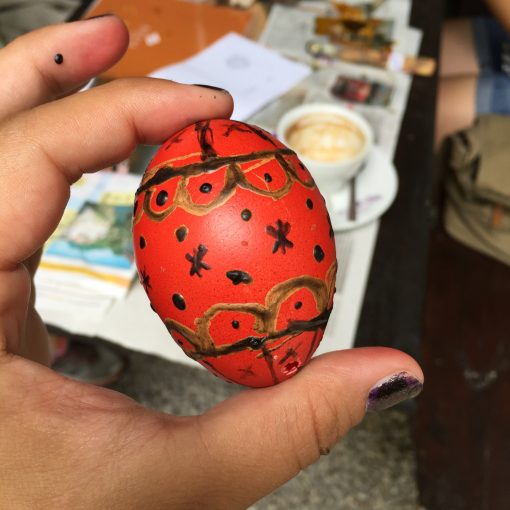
<box><xmin>444</xmin><ymin>115</ymin><xmax>510</xmax><ymax>266</ymax></box>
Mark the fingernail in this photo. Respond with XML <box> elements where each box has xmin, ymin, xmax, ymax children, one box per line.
<box><xmin>87</xmin><ymin>13</ymin><xmax>115</xmax><ymax>20</ymax></box>
<box><xmin>366</xmin><ymin>371</ymin><xmax>423</xmax><ymax>412</ymax></box>
<box><xmin>193</xmin><ymin>84</ymin><xmax>230</xmax><ymax>94</ymax></box>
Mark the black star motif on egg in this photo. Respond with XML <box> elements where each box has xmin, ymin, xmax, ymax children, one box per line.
<box><xmin>266</xmin><ymin>219</ymin><xmax>294</xmax><ymax>254</ymax></box>
<box><xmin>140</xmin><ymin>267</ymin><xmax>152</xmax><ymax>292</ymax></box>
<box><xmin>185</xmin><ymin>244</ymin><xmax>211</xmax><ymax>277</ymax></box>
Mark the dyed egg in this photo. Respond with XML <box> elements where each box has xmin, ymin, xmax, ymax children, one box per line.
<box><xmin>133</xmin><ymin>119</ymin><xmax>337</xmax><ymax>387</ymax></box>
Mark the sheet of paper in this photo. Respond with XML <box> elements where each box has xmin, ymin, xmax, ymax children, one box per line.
<box><xmin>150</xmin><ymin>32</ymin><xmax>311</xmax><ymax>122</ymax></box>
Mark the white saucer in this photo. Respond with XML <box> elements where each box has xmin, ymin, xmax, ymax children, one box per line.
<box><xmin>326</xmin><ymin>146</ymin><xmax>398</xmax><ymax>232</ymax></box>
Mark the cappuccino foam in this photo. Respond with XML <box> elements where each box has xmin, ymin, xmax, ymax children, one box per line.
<box><xmin>285</xmin><ymin>112</ymin><xmax>365</xmax><ymax>162</ymax></box>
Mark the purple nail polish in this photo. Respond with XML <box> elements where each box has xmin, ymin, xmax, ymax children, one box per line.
<box><xmin>366</xmin><ymin>372</ymin><xmax>423</xmax><ymax>412</ymax></box>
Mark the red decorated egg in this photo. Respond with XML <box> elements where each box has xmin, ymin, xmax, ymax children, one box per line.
<box><xmin>133</xmin><ymin>119</ymin><xmax>337</xmax><ymax>387</ymax></box>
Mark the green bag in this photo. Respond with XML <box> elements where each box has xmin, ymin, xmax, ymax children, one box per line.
<box><xmin>444</xmin><ymin>115</ymin><xmax>510</xmax><ymax>266</ymax></box>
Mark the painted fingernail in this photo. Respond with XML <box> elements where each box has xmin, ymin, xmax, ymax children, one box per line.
<box><xmin>366</xmin><ymin>371</ymin><xmax>423</xmax><ymax>412</ymax></box>
<box><xmin>87</xmin><ymin>13</ymin><xmax>115</xmax><ymax>20</ymax></box>
<box><xmin>193</xmin><ymin>84</ymin><xmax>230</xmax><ymax>94</ymax></box>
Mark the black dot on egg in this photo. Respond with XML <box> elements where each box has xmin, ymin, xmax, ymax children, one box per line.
<box><xmin>306</xmin><ymin>198</ymin><xmax>314</xmax><ymax>210</ymax></box>
<box><xmin>295</xmin><ymin>301</ymin><xmax>303</xmax><ymax>310</ymax></box>
<box><xmin>156</xmin><ymin>190</ymin><xmax>168</xmax><ymax>206</ymax></box>
<box><xmin>139</xmin><ymin>236</ymin><xmax>146</xmax><ymax>249</ymax></box>
<box><xmin>200</xmin><ymin>183</ymin><xmax>212</xmax><ymax>193</ymax></box>
<box><xmin>133</xmin><ymin>200</ymin><xmax>138</xmax><ymax>214</ymax></box>
<box><xmin>176</xmin><ymin>226</ymin><xmax>188</xmax><ymax>242</ymax></box>
<box><xmin>54</xmin><ymin>53</ymin><xmax>64</xmax><ymax>65</ymax></box>
<box><xmin>314</xmin><ymin>245</ymin><xmax>325</xmax><ymax>262</ymax></box>
<box><xmin>248</xmin><ymin>337</ymin><xmax>263</xmax><ymax>349</ymax></box>
<box><xmin>232</xmin><ymin>320</ymin><xmax>240</xmax><ymax>329</ymax></box>
<box><xmin>264</xmin><ymin>173</ymin><xmax>272</xmax><ymax>183</ymax></box>
<box><xmin>241</xmin><ymin>209</ymin><xmax>252</xmax><ymax>221</ymax></box>
<box><xmin>172</xmin><ymin>293</ymin><xmax>186</xmax><ymax>310</ymax></box>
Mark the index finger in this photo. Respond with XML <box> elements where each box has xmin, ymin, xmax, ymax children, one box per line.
<box><xmin>0</xmin><ymin>78</ymin><xmax>233</xmax><ymax>269</ymax></box>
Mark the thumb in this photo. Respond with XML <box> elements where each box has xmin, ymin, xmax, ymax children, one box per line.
<box><xmin>198</xmin><ymin>347</ymin><xmax>423</xmax><ymax>508</ymax></box>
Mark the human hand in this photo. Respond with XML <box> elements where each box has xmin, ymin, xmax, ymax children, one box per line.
<box><xmin>0</xmin><ymin>16</ymin><xmax>423</xmax><ymax>509</ymax></box>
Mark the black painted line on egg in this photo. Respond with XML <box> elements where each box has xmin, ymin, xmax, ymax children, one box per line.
<box><xmin>137</xmin><ymin>148</ymin><xmax>295</xmax><ymax>194</ymax></box>
<box><xmin>262</xmin><ymin>345</ymin><xmax>279</xmax><ymax>385</ymax></box>
<box><xmin>195</xmin><ymin>121</ymin><xmax>217</xmax><ymax>161</ymax></box>
<box><xmin>190</xmin><ymin>307</ymin><xmax>332</xmax><ymax>358</ymax></box>
<box><xmin>248</xmin><ymin>337</ymin><xmax>263</xmax><ymax>349</ymax></box>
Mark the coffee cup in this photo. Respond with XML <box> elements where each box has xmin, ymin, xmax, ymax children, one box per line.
<box><xmin>276</xmin><ymin>103</ymin><xmax>373</xmax><ymax>200</ymax></box>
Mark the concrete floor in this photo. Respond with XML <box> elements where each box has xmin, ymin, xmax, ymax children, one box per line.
<box><xmin>111</xmin><ymin>347</ymin><xmax>421</xmax><ymax>510</ymax></box>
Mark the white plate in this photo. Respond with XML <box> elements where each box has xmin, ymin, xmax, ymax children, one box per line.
<box><xmin>327</xmin><ymin>146</ymin><xmax>398</xmax><ymax>232</ymax></box>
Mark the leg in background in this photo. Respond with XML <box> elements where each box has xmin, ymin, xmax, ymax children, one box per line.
<box><xmin>435</xmin><ymin>75</ymin><xmax>477</xmax><ymax>150</ymax></box>
<box><xmin>435</xmin><ymin>19</ymin><xmax>479</xmax><ymax>150</ymax></box>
